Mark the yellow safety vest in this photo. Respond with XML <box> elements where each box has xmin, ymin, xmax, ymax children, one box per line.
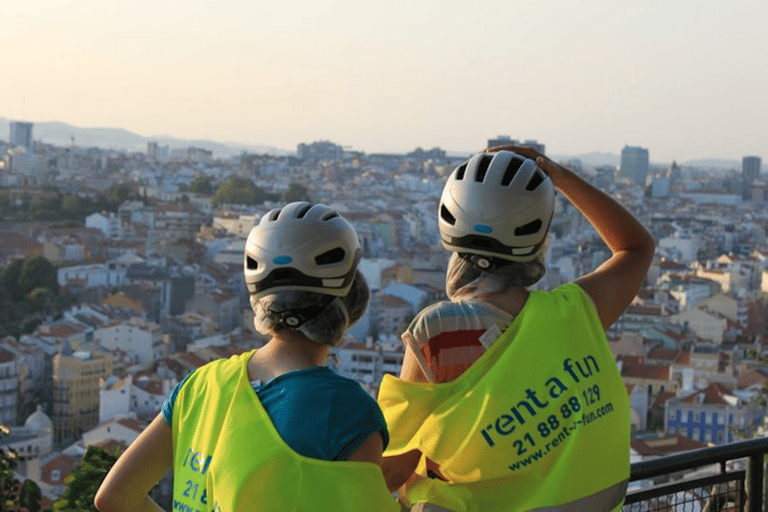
<box><xmin>172</xmin><ymin>350</ymin><xmax>399</xmax><ymax>512</ymax></box>
<box><xmin>379</xmin><ymin>283</ymin><xmax>629</xmax><ymax>512</ymax></box>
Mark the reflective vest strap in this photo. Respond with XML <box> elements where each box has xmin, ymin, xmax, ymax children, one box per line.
<box><xmin>528</xmin><ymin>480</ymin><xmax>628</xmax><ymax>512</ymax></box>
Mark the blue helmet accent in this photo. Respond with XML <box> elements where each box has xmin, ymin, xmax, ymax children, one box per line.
<box><xmin>474</xmin><ymin>224</ymin><xmax>493</xmax><ymax>234</ymax></box>
<box><xmin>274</xmin><ymin>256</ymin><xmax>293</xmax><ymax>265</ymax></box>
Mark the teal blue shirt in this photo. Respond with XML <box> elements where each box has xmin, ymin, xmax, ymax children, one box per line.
<box><xmin>163</xmin><ymin>366</ymin><xmax>388</xmax><ymax>461</ymax></box>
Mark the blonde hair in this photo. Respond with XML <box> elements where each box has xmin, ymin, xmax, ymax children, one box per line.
<box><xmin>445</xmin><ymin>252</ymin><xmax>545</xmax><ymax>301</ymax></box>
<box><xmin>251</xmin><ymin>271</ymin><xmax>369</xmax><ymax>346</ymax></box>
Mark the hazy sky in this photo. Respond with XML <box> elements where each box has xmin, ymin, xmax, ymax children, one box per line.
<box><xmin>2</xmin><ymin>0</ymin><xmax>767</xmax><ymax>162</ymax></box>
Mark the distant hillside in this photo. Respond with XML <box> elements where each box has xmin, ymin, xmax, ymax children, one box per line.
<box><xmin>0</xmin><ymin>117</ymin><xmax>289</xmax><ymax>158</ymax></box>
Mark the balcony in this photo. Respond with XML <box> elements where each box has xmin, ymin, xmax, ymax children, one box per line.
<box><xmin>625</xmin><ymin>437</ymin><xmax>768</xmax><ymax>511</ymax></box>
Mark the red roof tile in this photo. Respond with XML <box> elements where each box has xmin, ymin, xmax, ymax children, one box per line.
<box><xmin>631</xmin><ymin>434</ymin><xmax>709</xmax><ymax>456</ymax></box>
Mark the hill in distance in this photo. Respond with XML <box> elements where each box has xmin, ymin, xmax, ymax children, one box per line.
<box><xmin>0</xmin><ymin>117</ymin><xmax>742</xmax><ymax>170</ymax></box>
<box><xmin>0</xmin><ymin>117</ymin><xmax>288</xmax><ymax>158</ymax></box>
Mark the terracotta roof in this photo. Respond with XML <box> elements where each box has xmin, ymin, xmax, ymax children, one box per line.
<box><xmin>92</xmin><ymin>438</ymin><xmax>128</xmax><ymax>454</ymax></box>
<box><xmin>737</xmin><ymin>369</ymin><xmax>768</xmax><ymax>390</ymax></box>
<box><xmin>132</xmin><ymin>375</ymin><xmax>164</xmax><ymax>395</ymax></box>
<box><xmin>653</xmin><ymin>391</ymin><xmax>677</xmax><ymax>408</ymax></box>
<box><xmin>175</xmin><ymin>352</ymin><xmax>207</xmax><ymax>368</ymax></box>
<box><xmin>631</xmin><ymin>434</ymin><xmax>709</xmax><ymax>456</ymax></box>
<box><xmin>678</xmin><ymin>383</ymin><xmax>735</xmax><ymax>405</ymax></box>
<box><xmin>379</xmin><ymin>295</ymin><xmax>412</xmax><ymax>308</ymax></box>
<box><xmin>40</xmin><ymin>454</ymin><xmax>78</xmax><ymax>486</ymax></box>
<box><xmin>621</xmin><ymin>360</ymin><xmax>671</xmax><ymax>381</ymax></box>
<box><xmin>647</xmin><ymin>347</ymin><xmax>679</xmax><ymax>362</ymax></box>
<box><xmin>116</xmin><ymin>417</ymin><xmax>144</xmax><ymax>432</ymax></box>
<box><xmin>617</xmin><ymin>355</ymin><xmax>645</xmax><ymax>366</ymax></box>
<box><xmin>676</xmin><ymin>349</ymin><xmax>692</xmax><ymax>365</ymax></box>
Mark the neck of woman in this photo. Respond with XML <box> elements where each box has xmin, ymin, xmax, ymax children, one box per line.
<box><xmin>248</xmin><ymin>330</ymin><xmax>330</xmax><ymax>382</ymax></box>
<box><xmin>477</xmin><ymin>286</ymin><xmax>530</xmax><ymax>317</ymax></box>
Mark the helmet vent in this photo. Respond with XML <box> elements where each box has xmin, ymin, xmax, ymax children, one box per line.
<box><xmin>321</xmin><ymin>211</ymin><xmax>339</xmax><ymax>221</ymax></box>
<box><xmin>246</xmin><ymin>256</ymin><xmax>258</xmax><ymax>270</ymax></box>
<box><xmin>525</xmin><ymin>171</ymin><xmax>545</xmax><ymax>191</ymax></box>
<box><xmin>501</xmin><ymin>158</ymin><xmax>524</xmax><ymax>186</ymax></box>
<box><xmin>455</xmin><ymin>163</ymin><xmax>467</xmax><ymax>181</ymax></box>
<box><xmin>315</xmin><ymin>247</ymin><xmax>346</xmax><ymax>265</ymax></box>
<box><xmin>268</xmin><ymin>209</ymin><xmax>282</xmax><ymax>221</ymax></box>
<box><xmin>296</xmin><ymin>203</ymin><xmax>313</xmax><ymax>218</ymax></box>
<box><xmin>514</xmin><ymin>219</ymin><xmax>543</xmax><ymax>236</ymax></box>
<box><xmin>440</xmin><ymin>205</ymin><xmax>456</xmax><ymax>226</ymax></box>
<box><xmin>475</xmin><ymin>156</ymin><xmax>492</xmax><ymax>182</ymax></box>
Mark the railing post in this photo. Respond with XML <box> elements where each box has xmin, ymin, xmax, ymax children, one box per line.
<box><xmin>748</xmin><ymin>453</ymin><xmax>764</xmax><ymax>512</ymax></box>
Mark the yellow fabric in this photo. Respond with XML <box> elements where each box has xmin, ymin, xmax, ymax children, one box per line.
<box><xmin>172</xmin><ymin>350</ymin><xmax>399</xmax><ymax>512</ymax></box>
<box><xmin>379</xmin><ymin>283</ymin><xmax>630</xmax><ymax>512</ymax></box>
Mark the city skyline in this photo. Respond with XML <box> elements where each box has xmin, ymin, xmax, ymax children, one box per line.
<box><xmin>2</xmin><ymin>0</ymin><xmax>767</xmax><ymax>163</ymax></box>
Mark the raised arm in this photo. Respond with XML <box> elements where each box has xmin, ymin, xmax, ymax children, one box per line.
<box><xmin>94</xmin><ymin>414</ymin><xmax>173</xmax><ymax>512</ymax></box>
<box><xmin>486</xmin><ymin>145</ymin><xmax>656</xmax><ymax>329</ymax></box>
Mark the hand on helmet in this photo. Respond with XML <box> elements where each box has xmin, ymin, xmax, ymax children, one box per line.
<box><xmin>484</xmin><ymin>145</ymin><xmax>569</xmax><ymax>188</ymax></box>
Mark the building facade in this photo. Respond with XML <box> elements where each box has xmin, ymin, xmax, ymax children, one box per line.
<box><xmin>52</xmin><ymin>348</ymin><xmax>113</xmax><ymax>445</ymax></box>
<box><xmin>620</xmin><ymin>146</ymin><xmax>650</xmax><ymax>187</ymax></box>
<box><xmin>9</xmin><ymin>121</ymin><xmax>33</xmax><ymax>148</ymax></box>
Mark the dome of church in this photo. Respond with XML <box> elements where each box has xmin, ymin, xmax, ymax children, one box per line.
<box><xmin>24</xmin><ymin>405</ymin><xmax>53</xmax><ymax>433</ymax></box>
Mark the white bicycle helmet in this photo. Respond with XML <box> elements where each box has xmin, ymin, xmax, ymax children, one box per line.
<box><xmin>244</xmin><ymin>202</ymin><xmax>362</xmax><ymax>300</ymax></box>
<box><xmin>439</xmin><ymin>150</ymin><xmax>554</xmax><ymax>263</ymax></box>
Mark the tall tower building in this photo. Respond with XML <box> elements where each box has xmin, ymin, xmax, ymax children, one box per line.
<box><xmin>620</xmin><ymin>146</ymin><xmax>649</xmax><ymax>187</ymax></box>
<box><xmin>52</xmin><ymin>346</ymin><xmax>113</xmax><ymax>445</ymax></box>
<box><xmin>487</xmin><ymin>135</ymin><xmax>545</xmax><ymax>154</ymax></box>
<box><xmin>742</xmin><ymin>156</ymin><xmax>762</xmax><ymax>198</ymax></box>
<box><xmin>9</xmin><ymin>121</ymin><xmax>33</xmax><ymax>148</ymax></box>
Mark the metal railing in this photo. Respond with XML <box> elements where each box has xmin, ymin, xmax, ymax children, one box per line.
<box><xmin>625</xmin><ymin>437</ymin><xmax>768</xmax><ymax>511</ymax></box>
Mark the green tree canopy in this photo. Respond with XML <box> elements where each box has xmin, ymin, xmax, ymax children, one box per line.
<box><xmin>18</xmin><ymin>256</ymin><xmax>58</xmax><ymax>297</ymax></box>
<box><xmin>0</xmin><ymin>260</ymin><xmax>25</xmax><ymax>302</ymax></box>
<box><xmin>189</xmin><ymin>176</ymin><xmax>214</xmax><ymax>195</ymax></box>
<box><xmin>213</xmin><ymin>177</ymin><xmax>275</xmax><ymax>206</ymax></box>
<box><xmin>53</xmin><ymin>445</ymin><xmax>118</xmax><ymax>512</ymax></box>
<box><xmin>283</xmin><ymin>183</ymin><xmax>311</xmax><ymax>203</ymax></box>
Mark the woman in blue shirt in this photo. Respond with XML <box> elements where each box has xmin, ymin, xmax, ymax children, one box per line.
<box><xmin>95</xmin><ymin>202</ymin><xmax>392</xmax><ymax>511</ymax></box>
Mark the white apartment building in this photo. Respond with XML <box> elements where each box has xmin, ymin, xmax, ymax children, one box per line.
<box><xmin>94</xmin><ymin>318</ymin><xmax>164</xmax><ymax>364</ymax></box>
<box><xmin>0</xmin><ymin>349</ymin><xmax>19</xmax><ymax>425</ymax></box>
<box><xmin>86</xmin><ymin>212</ymin><xmax>123</xmax><ymax>238</ymax></box>
<box><xmin>57</xmin><ymin>263</ymin><xmax>127</xmax><ymax>289</ymax></box>
<box><xmin>333</xmin><ymin>340</ymin><xmax>405</xmax><ymax>387</ymax></box>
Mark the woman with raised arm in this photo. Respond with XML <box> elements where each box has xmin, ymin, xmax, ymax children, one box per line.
<box><xmin>95</xmin><ymin>202</ymin><xmax>399</xmax><ymax>512</ymax></box>
<box><xmin>379</xmin><ymin>148</ymin><xmax>655</xmax><ymax>512</ymax></box>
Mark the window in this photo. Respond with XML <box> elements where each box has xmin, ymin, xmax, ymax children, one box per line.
<box><xmin>718</xmin><ymin>430</ymin><xmax>724</xmax><ymax>443</ymax></box>
<box><xmin>51</xmin><ymin>470</ymin><xmax>61</xmax><ymax>482</ymax></box>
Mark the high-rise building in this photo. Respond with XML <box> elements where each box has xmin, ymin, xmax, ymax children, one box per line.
<box><xmin>742</xmin><ymin>156</ymin><xmax>762</xmax><ymax>198</ymax></box>
<box><xmin>9</xmin><ymin>121</ymin><xmax>33</xmax><ymax>148</ymax></box>
<box><xmin>52</xmin><ymin>347</ymin><xmax>113</xmax><ymax>444</ymax></box>
<box><xmin>487</xmin><ymin>135</ymin><xmax>545</xmax><ymax>154</ymax></box>
<box><xmin>620</xmin><ymin>146</ymin><xmax>649</xmax><ymax>187</ymax></box>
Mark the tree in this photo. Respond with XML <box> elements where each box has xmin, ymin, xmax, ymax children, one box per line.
<box><xmin>18</xmin><ymin>257</ymin><xmax>58</xmax><ymax>297</ymax></box>
<box><xmin>25</xmin><ymin>287</ymin><xmax>56</xmax><ymax>316</ymax></box>
<box><xmin>212</xmin><ymin>177</ymin><xmax>274</xmax><ymax>206</ymax></box>
<box><xmin>189</xmin><ymin>177</ymin><xmax>214</xmax><ymax>195</ymax></box>
<box><xmin>53</xmin><ymin>445</ymin><xmax>118</xmax><ymax>512</ymax></box>
<box><xmin>0</xmin><ymin>425</ymin><xmax>43</xmax><ymax>511</ymax></box>
<box><xmin>0</xmin><ymin>260</ymin><xmax>25</xmax><ymax>302</ymax></box>
<box><xmin>283</xmin><ymin>183</ymin><xmax>311</xmax><ymax>203</ymax></box>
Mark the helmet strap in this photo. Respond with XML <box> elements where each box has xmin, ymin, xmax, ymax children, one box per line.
<box><xmin>264</xmin><ymin>295</ymin><xmax>336</xmax><ymax>329</ymax></box>
<box><xmin>459</xmin><ymin>253</ymin><xmax>498</xmax><ymax>271</ymax></box>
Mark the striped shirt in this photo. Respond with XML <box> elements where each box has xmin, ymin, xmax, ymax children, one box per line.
<box><xmin>402</xmin><ymin>299</ymin><xmax>514</xmax><ymax>383</ymax></box>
